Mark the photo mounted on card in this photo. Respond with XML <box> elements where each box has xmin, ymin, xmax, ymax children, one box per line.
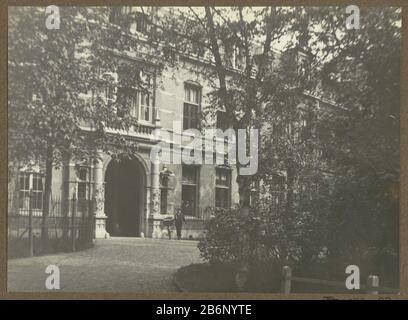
<box><xmin>5</xmin><ymin>3</ymin><xmax>402</xmax><ymax>297</ymax></box>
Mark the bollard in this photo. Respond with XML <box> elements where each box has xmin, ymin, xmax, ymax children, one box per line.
<box><xmin>367</xmin><ymin>275</ymin><xmax>379</xmax><ymax>294</ymax></box>
<box><xmin>281</xmin><ymin>266</ymin><xmax>292</xmax><ymax>294</ymax></box>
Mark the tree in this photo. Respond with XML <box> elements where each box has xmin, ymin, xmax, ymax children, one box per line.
<box><xmin>8</xmin><ymin>7</ymin><xmax>152</xmax><ymax>246</ymax></box>
<box><xmin>154</xmin><ymin>7</ymin><xmax>306</xmax><ymax>207</ymax></box>
<box><xmin>311</xmin><ymin>7</ymin><xmax>400</xmax><ymax>283</ymax></box>
<box><xmin>254</xmin><ymin>6</ymin><xmax>401</xmax><ymax>282</ymax></box>
<box><xmin>198</xmin><ymin>6</ymin><xmax>400</xmax><ymax>286</ymax></box>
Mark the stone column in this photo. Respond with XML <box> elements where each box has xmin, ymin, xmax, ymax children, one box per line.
<box><xmin>151</xmin><ymin>161</ymin><xmax>161</xmax><ymax>238</ymax></box>
<box><xmin>94</xmin><ymin>157</ymin><xmax>109</xmax><ymax>239</ymax></box>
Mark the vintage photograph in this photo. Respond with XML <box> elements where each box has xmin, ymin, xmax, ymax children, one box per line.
<box><xmin>7</xmin><ymin>6</ymin><xmax>400</xmax><ymax>294</ymax></box>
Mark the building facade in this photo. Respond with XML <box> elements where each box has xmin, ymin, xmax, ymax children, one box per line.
<box><xmin>8</xmin><ymin>7</ymin><xmax>336</xmax><ymax>241</ymax></box>
<box><xmin>8</xmin><ymin>7</ymin><xmax>243</xmax><ymax>240</ymax></box>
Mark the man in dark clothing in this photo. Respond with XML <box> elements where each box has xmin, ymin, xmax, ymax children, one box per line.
<box><xmin>174</xmin><ymin>208</ymin><xmax>186</xmax><ymax>240</ymax></box>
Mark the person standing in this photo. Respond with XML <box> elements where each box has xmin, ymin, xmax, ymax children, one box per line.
<box><xmin>174</xmin><ymin>208</ymin><xmax>186</xmax><ymax>240</ymax></box>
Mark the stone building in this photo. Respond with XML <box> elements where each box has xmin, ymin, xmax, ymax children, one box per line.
<box><xmin>8</xmin><ymin>7</ymin><xmax>337</xmax><ymax>241</ymax></box>
<box><xmin>8</xmin><ymin>7</ymin><xmax>243</xmax><ymax>240</ymax></box>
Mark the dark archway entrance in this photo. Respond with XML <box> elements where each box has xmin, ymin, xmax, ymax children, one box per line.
<box><xmin>104</xmin><ymin>158</ymin><xmax>145</xmax><ymax>237</ymax></box>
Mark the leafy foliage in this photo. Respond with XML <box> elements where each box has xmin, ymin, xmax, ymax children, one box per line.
<box><xmin>198</xmin><ymin>7</ymin><xmax>400</xmax><ymax>286</ymax></box>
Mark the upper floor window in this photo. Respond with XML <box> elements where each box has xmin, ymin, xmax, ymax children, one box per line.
<box><xmin>216</xmin><ymin>110</ymin><xmax>228</xmax><ymax>131</ymax></box>
<box><xmin>139</xmin><ymin>91</ymin><xmax>152</xmax><ymax>122</ymax></box>
<box><xmin>183</xmin><ymin>83</ymin><xmax>201</xmax><ymax>130</ymax></box>
<box><xmin>135</xmin><ymin>11</ymin><xmax>151</xmax><ymax>34</ymax></box>
<box><xmin>90</xmin><ymin>72</ymin><xmax>118</xmax><ymax>109</ymax></box>
<box><xmin>19</xmin><ymin>172</ymin><xmax>43</xmax><ymax>210</ymax></box>
<box><xmin>116</xmin><ymin>88</ymin><xmax>152</xmax><ymax>122</ymax></box>
<box><xmin>109</xmin><ymin>7</ymin><xmax>152</xmax><ymax>35</ymax></box>
<box><xmin>114</xmin><ymin>68</ymin><xmax>153</xmax><ymax>122</ymax></box>
<box><xmin>116</xmin><ymin>87</ymin><xmax>135</xmax><ymax>118</ymax></box>
<box><xmin>109</xmin><ymin>7</ymin><xmax>122</xmax><ymax>25</ymax></box>
<box><xmin>232</xmin><ymin>45</ymin><xmax>245</xmax><ymax>71</ymax></box>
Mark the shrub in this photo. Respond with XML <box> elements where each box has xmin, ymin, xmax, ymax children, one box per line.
<box><xmin>198</xmin><ymin>207</ymin><xmax>246</xmax><ymax>265</ymax></box>
<box><xmin>198</xmin><ymin>206</ymin><xmax>289</xmax><ymax>266</ymax></box>
<box><xmin>197</xmin><ymin>205</ymin><xmax>328</xmax><ymax>290</ymax></box>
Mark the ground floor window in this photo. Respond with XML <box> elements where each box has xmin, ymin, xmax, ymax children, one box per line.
<box><xmin>215</xmin><ymin>168</ymin><xmax>231</xmax><ymax>209</ymax></box>
<box><xmin>18</xmin><ymin>172</ymin><xmax>43</xmax><ymax>210</ymax></box>
<box><xmin>182</xmin><ymin>165</ymin><xmax>199</xmax><ymax>216</ymax></box>
<box><xmin>76</xmin><ymin>166</ymin><xmax>92</xmax><ymax>200</ymax></box>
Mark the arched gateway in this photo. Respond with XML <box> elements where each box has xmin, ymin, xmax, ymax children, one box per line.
<box><xmin>104</xmin><ymin>157</ymin><xmax>147</xmax><ymax>237</ymax></box>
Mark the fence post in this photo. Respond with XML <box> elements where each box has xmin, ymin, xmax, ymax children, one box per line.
<box><xmin>281</xmin><ymin>265</ymin><xmax>292</xmax><ymax>294</ymax></box>
<box><xmin>367</xmin><ymin>275</ymin><xmax>379</xmax><ymax>294</ymax></box>
<box><xmin>71</xmin><ymin>191</ymin><xmax>77</xmax><ymax>252</ymax></box>
<box><xmin>28</xmin><ymin>189</ymin><xmax>34</xmax><ymax>257</ymax></box>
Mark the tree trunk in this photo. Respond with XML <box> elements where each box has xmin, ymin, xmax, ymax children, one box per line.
<box><xmin>237</xmin><ymin>174</ymin><xmax>251</xmax><ymax>207</ymax></box>
<box><xmin>281</xmin><ymin>160</ymin><xmax>295</xmax><ymax>261</ymax></box>
<box><xmin>41</xmin><ymin>144</ymin><xmax>53</xmax><ymax>246</ymax></box>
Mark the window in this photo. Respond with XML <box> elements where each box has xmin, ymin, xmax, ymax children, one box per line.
<box><xmin>216</xmin><ymin>110</ymin><xmax>228</xmax><ymax>131</ymax></box>
<box><xmin>110</xmin><ymin>7</ymin><xmax>150</xmax><ymax>34</ymax></box>
<box><xmin>116</xmin><ymin>87</ymin><xmax>139</xmax><ymax>118</ymax></box>
<box><xmin>19</xmin><ymin>172</ymin><xmax>30</xmax><ymax>209</ymax></box>
<box><xmin>137</xmin><ymin>71</ymin><xmax>152</xmax><ymax>122</ymax></box>
<box><xmin>182</xmin><ymin>166</ymin><xmax>199</xmax><ymax>216</ymax></box>
<box><xmin>19</xmin><ymin>172</ymin><xmax>43</xmax><ymax>210</ymax></box>
<box><xmin>91</xmin><ymin>86</ymin><xmax>114</xmax><ymax>107</ymax></box>
<box><xmin>115</xmin><ymin>68</ymin><xmax>153</xmax><ymax>121</ymax></box>
<box><xmin>77</xmin><ymin>167</ymin><xmax>91</xmax><ymax>200</ymax></box>
<box><xmin>109</xmin><ymin>7</ymin><xmax>121</xmax><ymax>25</ymax></box>
<box><xmin>32</xmin><ymin>174</ymin><xmax>43</xmax><ymax>209</ymax></box>
<box><xmin>92</xmin><ymin>72</ymin><xmax>117</xmax><ymax>109</ymax></box>
<box><xmin>135</xmin><ymin>11</ymin><xmax>151</xmax><ymax>34</ymax></box>
<box><xmin>232</xmin><ymin>45</ymin><xmax>245</xmax><ymax>70</ymax></box>
<box><xmin>183</xmin><ymin>84</ymin><xmax>201</xmax><ymax>130</ymax></box>
<box><xmin>192</xmin><ymin>43</ymin><xmax>206</xmax><ymax>58</ymax></box>
<box><xmin>271</xmin><ymin>173</ymin><xmax>286</xmax><ymax>205</ymax></box>
<box><xmin>139</xmin><ymin>92</ymin><xmax>152</xmax><ymax>122</ymax></box>
<box><xmin>215</xmin><ymin>168</ymin><xmax>231</xmax><ymax>209</ymax></box>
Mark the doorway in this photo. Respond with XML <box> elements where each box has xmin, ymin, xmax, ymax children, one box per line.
<box><xmin>104</xmin><ymin>158</ymin><xmax>145</xmax><ymax>237</ymax></box>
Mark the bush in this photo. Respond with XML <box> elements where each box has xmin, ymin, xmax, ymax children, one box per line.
<box><xmin>198</xmin><ymin>206</ymin><xmax>295</xmax><ymax>265</ymax></box>
<box><xmin>198</xmin><ymin>206</ymin><xmax>292</xmax><ymax>291</ymax></box>
<box><xmin>198</xmin><ymin>207</ymin><xmax>247</xmax><ymax>265</ymax></box>
<box><xmin>197</xmin><ymin>205</ymin><xmax>329</xmax><ymax>291</ymax></box>
<box><xmin>198</xmin><ymin>204</ymin><xmax>399</xmax><ymax>290</ymax></box>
